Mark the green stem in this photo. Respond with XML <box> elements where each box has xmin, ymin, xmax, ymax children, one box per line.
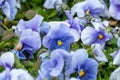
<box><xmin>0</xmin><ymin>23</ymin><xmax>9</xmax><ymax>31</ymax></box>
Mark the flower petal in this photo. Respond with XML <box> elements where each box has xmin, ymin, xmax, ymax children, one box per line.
<box><xmin>71</xmin><ymin>2</ymin><xmax>86</xmax><ymax>17</ymax></box>
<box><xmin>0</xmin><ymin>52</ymin><xmax>14</xmax><ymax>68</ymax></box>
<box><xmin>2</xmin><ymin>1</ymin><xmax>10</xmax><ymax>18</ymax></box>
<box><xmin>20</xmin><ymin>29</ymin><xmax>41</xmax><ymax>50</ymax></box>
<box><xmin>71</xmin><ymin>49</ymin><xmax>88</xmax><ymax>68</ymax></box>
<box><xmin>110</xmin><ymin>67</ymin><xmax>120</xmax><ymax>80</ymax></box>
<box><xmin>81</xmin><ymin>27</ymin><xmax>98</xmax><ymax>46</ymax></box>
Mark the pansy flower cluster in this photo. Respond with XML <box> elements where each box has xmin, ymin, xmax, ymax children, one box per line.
<box><xmin>0</xmin><ymin>0</ymin><xmax>120</xmax><ymax>80</ymax></box>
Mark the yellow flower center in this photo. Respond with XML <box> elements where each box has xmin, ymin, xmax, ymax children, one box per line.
<box><xmin>15</xmin><ymin>42</ymin><xmax>23</xmax><ymax>50</ymax></box>
<box><xmin>79</xmin><ymin>70</ymin><xmax>85</xmax><ymax>77</ymax></box>
<box><xmin>57</xmin><ymin>40</ymin><xmax>62</xmax><ymax>46</ymax></box>
<box><xmin>86</xmin><ymin>9</ymin><xmax>90</xmax><ymax>15</ymax></box>
<box><xmin>98</xmin><ymin>34</ymin><xmax>104</xmax><ymax>40</ymax></box>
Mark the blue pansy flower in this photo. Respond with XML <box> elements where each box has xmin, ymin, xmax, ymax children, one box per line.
<box><xmin>0</xmin><ymin>52</ymin><xmax>14</xmax><ymax>80</ymax></box>
<box><xmin>15</xmin><ymin>29</ymin><xmax>41</xmax><ymax>59</ymax></box>
<box><xmin>42</xmin><ymin>23</ymin><xmax>74</xmax><ymax>51</ymax></box>
<box><xmin>109</xmin><ymin>0</ymin><xmax>120</xmax><ymax>20</ymax></box>
<box><xmin>67</xmin><ymin>49</ymin><xmax>98</xmax><ymax>80</ymax></box>
<box><xmin>65</xmin><ymin>10</ymin><xmax>84</xmax><ymax>41</ymax></box>
<box><xmin>91</xmin><ymin>44</ymin><xmax>108</xmax><ymax>62</ymax></box>
<box><xmin>40</xmin><ymin>22</ymin><xmax>50</xmax><ymax>37</ymax></box>
<box><xmin>0</xmin><ymin>52</ymin><xmax>14</xmax><ymax>69</ymax></box>
<box><xmin>0</xmin><ymin>0</ymin><xmax>18</xmax><ymax>20</ymax></box>
<box><xmin>13</xmin><ymin>14</ymin><xmax>43</xmax><ymax>36</ymax></box>
<box><xmin>43</xmin><ymin>0</ymin><xmax>62</xmax><ymax>10</ymax></box>
<box><xmin>81</xmin><ymin>27</ymin><xmax>112</xmax><ymax>47</ymax></box>
<box><xmin>10</xmin><ymin>69</ymin><xmax>34</xmax><ymax>80</ymax></box>
<box><xmin>41</xmin><ymin>50</ymin><xmax>64</xmax><ymax>79</ymax></box>
<box><xmin>71</xmin><ymin>0</ymin><xmax>104</xmax><ymax>17</ymax></box>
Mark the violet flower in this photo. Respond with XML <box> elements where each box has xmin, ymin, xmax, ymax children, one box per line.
<box><xmin>0</xmin><ymin>52</ymin><xmax>14</xmax><ymax>80</ymax></box>
<box><xmin>42</xmin><ymin>23</ymin><xmax>74</xmax><ymax>51</ymax></box>
<box><xmin>15</xmin><ymin>29</ymin><xmax>41</xmax><ymax>59</ymax></box>
<box><xmin>41</xmin><ymin>50</ymin><xmax>64</xmax><ymax>78</ymax></box>
<box><xmin>13</xmin><ymin>14</ymin><xmax>43</xmax><ymax>36</ymax></box>
<box><xmin>0</xmin><ymin>52</ymin><xmax>14</xmax><ymax>69</ymax></box>
<box><xmin>81</xmin><ymin>27</ymin><xmax>112</xmax><ymax>47</ymax></box>
<box><xmin>10</xmin><ymin>69</ymin><xmax>34</xmax><ymax>80</ymax></box>
<box><xmin>43</xmin><ymin>0</ymin><xmax>62</xmax><ymax>10</ymax></box>
<box><xmin>40</xmin><ymin>22</ymin><xmax>50</xmax><ymax>37</ymax></box>
<box><xmin>91</xmin><ymin>44</ymin><xmax>108</xmax><ymax>62</ymax></box>
<box><xmin>109</xmin><ymin>0</ymin><xmax>120</xmax><ymax>20</ymax></box>
<box><xmin>71</xmin><ymin>0</ymin><xmax>104</xmax><ymax>17</ymax></box>
<box><xmin>65</xmin><ymin>11</ymin><xmax>84</xmax><ymax>41</ymax></box>
<box><xmin>67</xmin><ymin>49</ymin><xmax>98</xmax><ymax>80</ymax></box>
<box><xmin>0</xmin><ymin>0</ymin><xmax>18</xmax><ymax>20</ymax></box>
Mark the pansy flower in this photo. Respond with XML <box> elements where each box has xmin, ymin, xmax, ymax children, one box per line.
<box><xmin>0</xmin><ymin>52</ymin><xmax>14</xmax><ymax>80</ymax></box>
<box><xmin>0</xmin><ymin>0</ymin><xmax>18</xmax><ymax>20</ymax></box>
<box><xmin>40</xmin><ymin>22</ymin><xmax>50</xmax><ymax>37</ymax></box>
<box><xmin>67</xmin><ymin>49</ymin><xmax>98</xmax><ymax>80</ymax></box>
<box><xmin>13</xmin><ymin>14</ymin><xmax>43</xmax><ymax>36</ymax></box>
<box><xmin>65</xmin><ymin>11</ymin><xmax>84</xmax><ymax>41</ymax></box>
<box><xmin>71</xmin><ymin>0</ymin><xmax>104</xmax><ymax>17</ymax></box>
<box><xmin>109</xmin><ymin>0</ymin><xmax>120</xmax><ymax>20</ymax></box>
<box><xmin>0</xmin><ymin>52</ymin><xmax>14</xmax><ymax>69</ymax></box>
<box><xmin>10</xmin><ymin>69</ymin><xmax>34</xmax><ymax>80</ymax></box>
<box><xmin>41</xmin><ymin>50</ymin><xmax>64</xmax><ymax>79</ymax></box>
<box><xmin>81</xmin><ymin>27</ymin><xmax>112</xmax><ymax>47</ymax></box>
<box><xmin>43</xmin><ymin>0</ymin><xmax>62</xmax><ymax>10</ymax></box>
<box><xmin>91</xmin><ymin>44</ymin><xmax>108</xmax><ymax>62</ymax></box>
<box><xmin>43</xmin><ymin>23</ymin><xmax>74</xmax><ymax>51</ymax></box>
<box><xmin>15</xmin><ymin>29</ymin><xmax>41</xmax><ymax>59</ymax></box>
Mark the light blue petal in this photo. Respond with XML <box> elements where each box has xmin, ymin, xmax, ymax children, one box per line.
<box><xmin>117</xmin><ymin>37</ymin><xmax>120</xmax><ymax>47</ymax></box>
<box><xmin>86</xmin><ymin>0</ymin><xmax>104</xmax><ymax>14</ymax></box>
<box><xmin>110</xmin><ymin>67</ymin><xmax>120</xmax><ymax>80</ymax></box>
<box><xmin>2</xmin><ymin>1</ymin><xmax>10</xmax><ymax>18</ymax></box>
<box><xmin>81</xmin><ymin>58</ymin><xmax>98</xmax><ymax>80</ymax></box>
<box><xmin>109</xmin><ymin>4</ymin><xmax>120</xmax><ymax>20</ymax></box>
<box><xmin>36</xmin><ymin>70</ymin><xmax>45</xmax><ymax>80</ymax></box>
<box><xmin>92</xmin><ymin>44</ymin><xmax>108</xmax><ymax>62</ymax></box>
<box><xmin>24</xmin><ymin>14</ymin><xmax>43</xmax><ymax>32</ymax></box>
<box><xmin>71</xmin><ymin>49</ymin><xmax>88</xmax><ymax>69</ymax></box>
<box><xmin>43</xmin><ymin>0</ymin><xmax>56</xmax><ymax>9</ymax></box>
<box><xmin>50</xmin><ymin>54</ymin><xmax>64</xmax><ymax>77</ymax></box>
<box><xmin>41</xmin><ymin>53</ymin><xmax>64</xmax><ymax>77</ymax></box>
<box><xmin>71</xmin><ymin>2</ymin><xmax>86</xmax><ymax>17</ymax></box>
<box><xmin>0</xmin><ymin>52</ymin><xmax>14</xmax><ymax>68</ymax></box>
<box><xmin>81</xmin><ymin>27</ymin><xmax>98</xmax><ymax>46</ymax></box>
<box><xmin>7</xmin><ymin>0</ymin><xmax>17</xmax><ymax>20</ymax></box>
<box><xmin>20</xmin><ymin>29</ymin><xmax>41</xmax><ymax>50</ymax></box>
<box><xmin>10</xmin><ymin>69</ymin><xmax>34</xmax><ymax>80</ymax></box>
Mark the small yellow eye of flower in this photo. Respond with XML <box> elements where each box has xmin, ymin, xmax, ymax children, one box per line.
<box><xmin>79</xmin><ymin>70</ymin><xmax>85</xmax><ymax>77</ymax></box>
<box><xmin>86</xmin><ymin>9</ymin><xmax>90</xmax><ymax>15</ymax></box>
<box><xmin>15</xmin><ymin>43</ymin><xmax>23</xmax><ymax>50</ymax></box>
<box><xmin>57</xmin><ymin>40</ymin><xmax>62</xmax><ymax>46</ymax></box>
<box><xmin>98</xmin><ymin>34</ymin><xmax>104</xmax><ymax>40</ymax></box>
